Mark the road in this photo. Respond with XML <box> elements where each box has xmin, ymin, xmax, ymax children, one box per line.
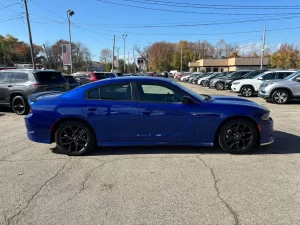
<box><xmin>1</xmin><ymin>82</ymin><xmax>300</xmax><ymax>225</ymax></box>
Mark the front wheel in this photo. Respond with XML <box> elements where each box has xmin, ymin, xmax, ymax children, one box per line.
<box><xmin>216</xmin><ymin>82</ymin><xmax>225</xmax><ymax>90</ymax></box>
<box><xmin>55</xmin><ymin>121</ymin><xmax>96</xmax><ymax>156</ymax></box>
<box><xmin>218</xmin><ymin>119</ymin><xmax>257</xmax><ymax>154</ymax></box>
<box><xmin>241</xmin><ymin>86</ymin><xmax>254</xmax><ymax>97</ymax></box>
<box><xmin>271</xmin><ymin>90</ymin><xmax>289</xmax><ymax>104</ymax></box>
<box><xmin>200</xmin><ymin>80</ymin><xmax>205</xmax><ymax>86</ymax></box>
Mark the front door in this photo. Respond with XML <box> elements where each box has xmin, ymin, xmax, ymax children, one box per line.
<box><xmin>135</xmin><ymin>82</ymin><xmax>194</xmax><ymax>143</ymax></box>
<box><xmin>83</xmin><ymin>82</ymin><xmax>140</xmax><ymax>143</ymax></box>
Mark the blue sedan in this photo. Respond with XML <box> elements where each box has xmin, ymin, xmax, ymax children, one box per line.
<box><xmin>25</xmin><ymin>77</ymin><xmax>274</xmax><ymax>155</ymax></box>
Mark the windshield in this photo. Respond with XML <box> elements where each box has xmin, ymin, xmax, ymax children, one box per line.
<box><xmin>171</xmin><ymin>80</ymin><xmax>205</xmax><ymax>101</ymax></box>
<box><xmin>283</xmin><ymin>71</ymin><xmax>300</xmax><ymax>80</ymax></box>
<box><xmin>246</xmin><ymin>71</ymin><xmax>265</xmax><ymax>79</ymax></box>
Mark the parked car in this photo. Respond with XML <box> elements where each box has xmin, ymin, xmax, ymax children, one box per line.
<box><xmin>63</xmin><ymin>75</ymin><xmax>80</xmax><ymax>90</ymax></box>
<box><xmin>203</xmin><ymin>72</ymin><xmax>231</xmax><ymax>87</ymax></box>
<box><xmin>190</xmin><ymin>73</ymin><xmax>210</xmax><ymax>84</ymax></box>
<box><xmin>231</xmin><ymin>70</ymin><xmax>297</xmax><ymax>97</ymax></box>
<box><xmin>181</xmin><ymin>72</ymin><xmax>201</xmax><ymax>82</ymax></box>
<box><xmin>157</xmin><ymin>71</ymin><xmax>169</xmax><ymax>78</ymax></box>
<box><xmin>210</xmin><ymin>70</ymin><xmax>253</xmax><ymax>90</ymax></box>
<box><xmin>25</xmin><ymin>76</ymin><xmax>274</xmax><ymax>156</ymax></box>
<box><xmin>259</xmin><ymin>71</ymin><xmax>300</xmax><ymax>104</ymax></box>
<box><xmin>196</xmin><ymin>72</ymin><xmax>216</xmax><ymax>85</ymax></box>
<box><xmin>184</xmin><ymin>73</ymin><xmax>201</xmax><ymax>82</ymax></box>
<box><xmin>72</xmin><ymin>72</ymin><xmax>114</xmax><ymax>85</ymax></box>
<box><xmin>0</xmin><ymin>69</ymin><xmax>69</xmax><ymax>115</ymax></box>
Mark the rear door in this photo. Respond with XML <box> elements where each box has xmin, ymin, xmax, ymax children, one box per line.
<box><xmin>0</xmin><ymin>72</ymin><xmax>12</xmax><ymax>104</ymax></box>
<box><xmin>83</xmin><ymin>82</ymin><xmax>140</xmax><ymax>143</ymax></box>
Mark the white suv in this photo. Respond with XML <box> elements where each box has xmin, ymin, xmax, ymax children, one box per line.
<box><xmin>231</xmin><ymin>70</ymin><xmax>296</xmax><ymax>97</ymax></box>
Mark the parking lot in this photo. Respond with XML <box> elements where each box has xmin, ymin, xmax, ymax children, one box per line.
<box><xmin>1</xmin><ymin>82</ymin><xmax>300</xmax><ymax>225</ymax></box>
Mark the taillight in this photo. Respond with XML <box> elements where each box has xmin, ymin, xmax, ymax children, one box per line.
<box><xmin>30</xmin><ymin>84</ymin><xmax>49</xmax><ymax>87</ymax></box>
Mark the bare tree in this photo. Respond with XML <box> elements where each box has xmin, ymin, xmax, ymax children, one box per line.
<box><xmin>214</xmin><ymin>39</ymin><xmax>238</xmax><ymax>58</ymax></box>
<box><xmin>193</xmin><ymin>40</ymin><xmax>215</xmax><ymax>60</ymax></box>
<box><xmin>100</xmin><ymin>48</ymin><xmax>112</xmax><ymax>71</ymax></box>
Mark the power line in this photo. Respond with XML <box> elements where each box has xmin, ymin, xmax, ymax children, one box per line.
<box><xmin>0</xmin><ymin>16</ymin><xmax>23</xmax><ymax>23</ymax></box>
<box><xmin>30</xmin><ymin>0</ymin><xmax>66</xmax><ymax>21</ymax></box>
<box><xmin>97</xmin><ymin>0</ymin><xmax>300</xmax><ymax>16</ymax></box>
<box><xmin>0</xmin><ymin>3</ymin><xmax>22</xmax><ymax>11</ymax></box>
<box><xmin>122</xmin><ymin>0</ymin><xmax>300</xmax><ymax>10</ymax></box>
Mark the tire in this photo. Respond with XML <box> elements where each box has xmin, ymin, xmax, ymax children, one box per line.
<box><xmin>55</xmin><ymin>121</ymin><xmax>96</xmax><ymax>156</ymax></box>
<box><xmin>11</xmin><ymin>95</ymin><xmax>29</xmax><ymax>115</ymax></box>
<box><xmin>218</xmin><ymin>119</ymin><xmax>257</xmax><ymax>154</ymax></box>
<box><xmin>216</xmin><ymin>82</ymin><xmax>225</xmax><ymax>90</ymax></box>
<box><xmin>192</xmin><ymin>80</ymin><xmax>196</xmax><ymax>84</ymax></box>
<box><xmin>200</xmin><ymin>80</ymin><xmax>205</xmax><ymax>86</ymax></box>
<box><xmin>241</xmin><ymin>86</ymin><xmax>254</xmax><ymax>97</ymax></box>
<box><xmin>271</xmin><ymin>90</ymin><xmax>289</xmax><ymax>104</ymax></box>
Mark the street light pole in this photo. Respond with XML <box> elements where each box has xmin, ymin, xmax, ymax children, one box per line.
<box><xmin>122</xmin><ymin>34</ymin><xmax>127</xmax><ymax>73</ymax></box>
<box><xmin>67</xmin><ymin>9</ymin><xmax>75</xmax><ymax>73</ymax></box>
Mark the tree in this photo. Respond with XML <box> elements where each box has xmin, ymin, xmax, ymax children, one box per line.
<box><xmin>214</xmin><ymin>39</ymin><xmax>238</xmax><ymax>58</ymax></box>
<box><xmin>271</xmin><ymin>43</ymin><xmax>300</xmax><ymax>69</ymax></box>
<box><xmin>171</xmin><ymin>40</ymin><xmax>195</xmax><ymax>71</ymax></box>
<box><xmin>134</xmin><ymin>43</ymin><xmax>151</xmax><ymax>71</ymax></box>
<box><xmin>100</xmin><ymin>48</ymin><xmax>112</xmax><ymax>71</ymax></box>
<box><xmin>193</xmin><ymin>40</ymin><xmax>215</xmax><ymax>60</ymax></box>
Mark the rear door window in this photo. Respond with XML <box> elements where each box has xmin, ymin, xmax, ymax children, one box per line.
<box><xmin>277</xmin><ymin>72</ymin><xmax>294</xmax><ymax>79</ymax></box>
<box><xmin>34</xmin><ymin>72</ymin><xmax>67</xmax><ymax>83</ymax></box>
<box><xmin>12</xmin><ymin>72</ymin><xmax>28</xmax><ymax>83</ymax></box>
<box><xmin>0</xmin><ymin>72</ymin><xmax>12</xmax><ymax>83</ymax></box>
<box><xmin>100</xmin><ymin>83</ymin><xmax>132</xmax><ymax>100</ymax></box>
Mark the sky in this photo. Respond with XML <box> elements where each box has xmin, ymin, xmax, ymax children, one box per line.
<box><xmin>1</xmin><ymin>0</ymin><xmax>300</xmax><ymax>61</ymax></box>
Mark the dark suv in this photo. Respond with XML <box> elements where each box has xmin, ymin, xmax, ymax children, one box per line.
<box><xmin>0</xmin><ymin>69</ymin><xmax>69</xmax><ymax>115</ymax></box>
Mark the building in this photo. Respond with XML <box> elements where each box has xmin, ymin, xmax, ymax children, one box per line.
<box><xmin>188</xmin><ymin>57</ymin><xmax>269</xmax><ymax>72</ymax></box>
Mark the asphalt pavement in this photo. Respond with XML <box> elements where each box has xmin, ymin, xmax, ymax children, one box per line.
<box><xmin>1</xmin><ymin>81</ymin><xmax>300</xmax><ymax>225</ymax></box>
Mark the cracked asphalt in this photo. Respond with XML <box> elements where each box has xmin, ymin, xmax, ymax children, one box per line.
<box><xmin>1</xmin><ymin>82</ymin><xmax>300</xmax><ymax>225</ymax></box>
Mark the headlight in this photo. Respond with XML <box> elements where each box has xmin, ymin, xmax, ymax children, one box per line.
<box><xmin>261</xmin><ymin>112</ymin><xmax>270</xmax><ymax>120</ymax></box>
<box><xmin>233</xmin><ymin>82</ymin><xmax>240</xmax><ymax>85</ymax></box>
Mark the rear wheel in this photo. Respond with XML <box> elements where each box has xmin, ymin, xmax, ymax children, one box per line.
<box><xmin>200</xmin><ymin>80</ymin><xmax>205</xmax><ymax>86</ymax></box>
<box><xmin>218</xmin><ymin>119</ymin><xmax>257</xmax><ymax>154</ymax></box>
<box><xmin>55</xmin><ymin>121</ymin><xmax>96</xmax><ymax>156</ymax></box>
<box><xmin>271</xmin><ymin>90</ymin><xmax>289</xmax><ymax>104</ymax></box>
<box><xmin>241</xmin><ymin>86</ymin><xmax>254</xmax><ymax>97</ymax></box>
<box><xmin>11</xmin><ymin>96</ymin><xmax>29</xmax><ymax>115</ymax></box>
<box><xmin>216</xmin><ymin>82</ymin><xmax>225</xmax><ymax>90</ymax></box>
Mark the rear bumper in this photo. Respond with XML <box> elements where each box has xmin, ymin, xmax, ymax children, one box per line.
<box><xmin>259</xmin><ymin>118</ymin><xmax>274</xmax><ymax>146</ymax></box>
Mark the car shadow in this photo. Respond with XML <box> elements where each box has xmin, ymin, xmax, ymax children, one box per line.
<box><xmin>0</xmin><ymin>107</ymin><xmax>13</xmax><ymax>114</ymax></box>
<box><xmin>51</xmin><ymin>131</ymin><xmax>300</xmax><ymax>156</ymax></box>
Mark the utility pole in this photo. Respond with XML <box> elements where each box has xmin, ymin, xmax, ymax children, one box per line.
<box><xmin>128</xmin><ymin>52</ymin><xmax>130</xmax><ymax>73</ymax></box>
<box><xmin>23</xmin><ymin>0</ymin><xmax>36</xmax><ymax>70</ymax></box>
<box><xmin>180</xmin><ymin>45</ymin><xmax>183</xmax><ymax>72</ymax></box>
<box><xmin>86</xmin><ymin>52</ymin><xmax>89</xmax><ymax>72</ymax></box>
<box><xmin>260</xmin><ymin>27</ymin><xmax>266</xmax><ymax>70</ymax></box>
<box><xmin>112</xmin><ymin>35</ymin><xmax>115</xmax><ymax>72</ymax></box>
<box><xmin>117</xmin><ymin>47</ymin><xmax>120</xmax><ymax>70</ymax></box>
<box><xmin>133</xmin><ymin>49</ymin><xmax>136</xmax><ymax>74</ymax></box>
<box><xmin>122</xmin><ymin>34</ymin><xmax>127</xmax><ymax>73</ymax></box>
<box><xmin>67</xmin><ymin>9</ymin><xmax>75</xmax><ymax>73</ymax></box>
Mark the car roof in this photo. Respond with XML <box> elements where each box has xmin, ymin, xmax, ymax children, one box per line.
<box><xmin>0</xmin><ymin>69</ymin><xmax>57</xmax><ymax>72</ymax></box>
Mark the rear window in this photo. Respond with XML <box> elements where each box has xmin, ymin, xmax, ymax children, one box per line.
<box><xmin>94</xmin><ymin>73</ymin><xmax>108</xmax><ymax>79</ymax></box>
<box><xmin>34</xmin><ymin>72</ymin><xmax>67</xmax><ymax>83</ymax></box>
<box><xmin>64</xmin><ymin>76</ymin><xmax>78</xmax><ymax>84</ymax></box>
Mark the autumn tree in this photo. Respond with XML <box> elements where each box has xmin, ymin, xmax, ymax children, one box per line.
<box><xmin>271</xmin><ymin>43</ymin><xmax>300</xmax><ymax>69</ymax></box>
<box><xmin>171</xmin><ymin>40</ymin><xmax>195</xmax><ymax>71</ymax></box>
<box><xmin>149</xmin><ymin>41</ymin><xmax>175</xmax><ymax>72</ymax></box>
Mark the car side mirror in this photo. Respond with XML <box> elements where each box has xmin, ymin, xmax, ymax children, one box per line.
<box><xmin>257</xmin><ymin>77</ymin><xmax>263</xmax><ymax>80</ymax></box>
<box><xmin>296</xmin><ymin>77</ymin><xmax>300</xmax><ymax>82</ymax></box>
<box><xmin>181</xmin><ymin>96</ymin><xmax>194</xmax><ymax>104</ymax></box>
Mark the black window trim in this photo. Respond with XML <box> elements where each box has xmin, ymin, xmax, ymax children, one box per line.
<box><xmin>84</xmin><ymin>82</ymin><xmax>136</xmax><ymax>102</ymax></box>
<box><xmin>134</xmin><ymin>81</ymin><xmax>187</xmax><ymax>104</ymax></box>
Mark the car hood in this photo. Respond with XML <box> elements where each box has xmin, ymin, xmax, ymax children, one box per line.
<box><xmin>210</xmin><ymin>95</ymin><xmax>269</xmax><ymax>111</ymax></box>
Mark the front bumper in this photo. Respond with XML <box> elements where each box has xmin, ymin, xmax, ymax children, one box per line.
<box><xmin>259</xmin><ymin>117</ymin><xmax>274</xmax><ymax>146</ymax></box>
<box><xmin>231</xmin><ymin>85</ymin><xmax>241</xmax><ymax>93</ymax></box>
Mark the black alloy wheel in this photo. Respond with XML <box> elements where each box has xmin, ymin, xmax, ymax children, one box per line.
<box><xmin>241</xmin><ymin>86</ymin><xmax>254</xmax><ymax>97</ymax></box>
<box><xmin>200</xmin><ymin>80</ymin><xmax>205</xmax><ymax>86</ymax></box>
<box><xmin>271</xmin><ymin>90</ymin><xmax>289</xmax><ymax>104</ymax></box>
<box><xmin>216</xmin><ymin>82</ymin><xmax>225</xmax><ymax>90</ymax></box>
<box><xmin>55</xmin><ymin>121</ymin><xmax>95</xmax><ymax>156</ymax></box>
<box><xmin>12</xmin><ymin>96</ymin><xmax>28</xmax><ymax>115</ymax></box>
<box><xmin>218</xmin><ymin>119</ymin><xmax>257</xmax><ymax>154</ymax></box>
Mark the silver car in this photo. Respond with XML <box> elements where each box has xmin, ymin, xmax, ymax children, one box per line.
<box><xmin>259</xmin><ymin>71</ymin><xmax>300</xmax><ymax>104</ymax></box>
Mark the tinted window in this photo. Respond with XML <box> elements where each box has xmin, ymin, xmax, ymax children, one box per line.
<box><xmin>0</xmin><ymin>72</ymin><xmax>12</xmax><ymax>83</ymax></box>
<box><xmin>229</xmin><ymin>72</ymin><xmax>241</xmax><ymax>78</ymax></box>
<box><xmin>138</xmin><ymin>83</ymin><xmax>184</xmax><ymax>103</ymax></box>
<box><xmin>64</xmin><ymin>76</ymin><xmax>78</xmax><ymax>84</ymax></box>
<box><xmin>241</xmin><ymin>71</ymin><xmax>251</xmax><ymax>75</ymax></box>
<box><xmin>116</xmin><ymin>73</ymin><xmax>123</xmax><ymax>76</ymax></box>
<box><xmin>100</xmin><ymin>83</ymin><xmax>132</xmax><ymax>101</ymax></box>
<box><xmin>34</xmin><ymin>72</ymin><xmax>66</xmax><ymax>83</ymax></box>
<box><xmin>94</xmin><ymin>73</ymin><xmax>107</xmax><ymax>79</ymax></box>
<box><xmin>12</xmin><ymin>72</ymin><xmax>28</xmax><ymax>83</ymax></box>
<box><xmin>277</xmin><ymin>72</ymin><xmax>293</xmax><ymax>79</ymax></box>
<box><xmin>106</xmin><ymin>73</ymin><xmax>117</xmax><ymax>78</ymax></box>
<box><xmin>262</xmin><ymin>73</ymin><xmax>276</xmax><ymax>80</ymax></box>
<box><xmin>87</xmin><ymin>87</ymin><xmax>100</xmax><ymax>99</ymax></box>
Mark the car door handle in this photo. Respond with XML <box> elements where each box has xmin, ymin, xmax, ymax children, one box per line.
<box><xmin>87</xmin><ymin>107</ymin><xmax>97</xmax><ymax>111</ymax></box>
<box><xmin>142</xmin><ymin>109</ymin><xmax>151</xmax><ymax>115</ymax></box>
